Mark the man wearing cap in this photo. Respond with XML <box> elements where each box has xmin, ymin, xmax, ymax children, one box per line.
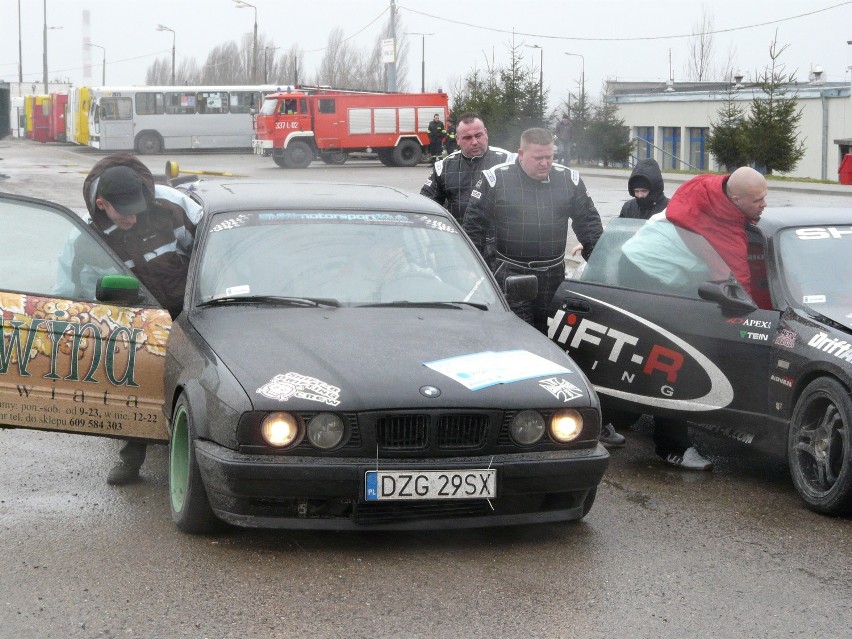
<box><xmin>80</xmin><ymin>152</ymin><xmax>202</xmax><ymax>485</ymax></box>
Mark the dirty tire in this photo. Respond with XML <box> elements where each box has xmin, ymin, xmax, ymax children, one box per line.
<box><xmin>170</xmin><ymin>395</ymin><xmax>220</xmax><ymax>534</ymax></box>
<box><xmin>788</xmin><ymin>377</ymin><xmax>852</xmax><ymax>515</ymax></box>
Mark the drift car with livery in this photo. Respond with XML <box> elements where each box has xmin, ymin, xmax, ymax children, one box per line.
<box><xmin>0</xmin><ymin>183</ymin><xmax>607</xmax><ymax>533</ymax></box>
<box><xmin>548</xmin><ymin>208</ymin><xmax>852</xmax><ymax>516</ymax></box>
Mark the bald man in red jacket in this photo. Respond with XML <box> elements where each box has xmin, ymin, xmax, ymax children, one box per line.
<box><xmin>665</xmin><ymin>166</ymin><xmax>768</xmax><ymax>298</ymax></box>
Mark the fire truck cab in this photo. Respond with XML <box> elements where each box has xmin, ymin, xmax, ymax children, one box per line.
<box><xmin>252</xmin><ymin>90</ymin><xmax>448</xmax><ymax>168</ymax></box>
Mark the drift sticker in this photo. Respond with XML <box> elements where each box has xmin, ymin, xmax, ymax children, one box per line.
<box><xmin>539</xmin><ymin>377</ymin><xmax>584</xmax><ymax>402</ymax></box>
<box><xmin>547</xmin><ymin>293</ymin><xmax>734</xmax><ymax>411</ymax></box>
<box><xmin>256</xmin><ymin>372</ymin><xmax>341</xmax><ymax>406</ymax></box>
<box><xmin>424</xmin><ymin>350</ymin><xmax>571</xmax><ymax>391</ymax></box>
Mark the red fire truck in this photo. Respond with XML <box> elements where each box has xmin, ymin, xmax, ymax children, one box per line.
<box><xmin>252</xmin><ymin>89</ymin><xmax>449</xmax><ymax>168</ymax></box>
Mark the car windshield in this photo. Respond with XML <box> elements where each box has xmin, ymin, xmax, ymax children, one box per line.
<box><xmin>195</xmin><ymin>210</ymin><xmax>500</xmax><ymax>307</ymax></box>
<box><xmin>778</xmin><ymin>226</ymin><xmax>852</xmax><ymax>309</ymax></box>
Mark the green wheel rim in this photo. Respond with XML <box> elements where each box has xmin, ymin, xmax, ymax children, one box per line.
<box><xmin>170</xmin><ymin>404</ymin><xmax>190</xmax><ymax>513</ymax></box>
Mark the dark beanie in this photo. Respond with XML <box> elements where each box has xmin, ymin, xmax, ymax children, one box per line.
<box><xmin>628</xmin><ymin>175</ymin><xmax>652</xmax><ymax>193</ymax></box>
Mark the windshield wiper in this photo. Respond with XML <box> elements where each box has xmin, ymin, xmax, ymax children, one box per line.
<box><xmin>357</xmin><ymin>301</ymin><xmax>488</xmax><ymax>310</ymax></box>
<box><xmin>198</xmin><ymin>295</ymin><xmax>340</xmax><ymax>308</ymax></box>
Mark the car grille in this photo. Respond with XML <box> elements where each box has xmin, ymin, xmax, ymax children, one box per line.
<box><xmin>353</xmin><ymin>499</ymin><xmax>495</xmax><ymax>524</ymax></box>
<box><xmin>374</xmin><ymin>414</ymin><xmax>489</xmax><ymax>451</ymax></box>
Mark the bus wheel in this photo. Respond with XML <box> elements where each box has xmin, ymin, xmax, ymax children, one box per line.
<box><xmin>392</xmin><ymin>139</ymin><xmax>422</xmax><ymax>167</ymax></box>
<box><xmin>135</xmin><ymin>131</ymin><xmax>163</xmax><ymax>154</ymax></box>
<box><xmin>283</xmin><ymin>141</ymin><xmax>314</xmax><ymax>169</ymax></box>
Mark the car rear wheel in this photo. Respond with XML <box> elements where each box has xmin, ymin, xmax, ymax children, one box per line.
<box><xmin>170</xmin><ymin>394</ymin><xmax>220</xmax><ymax>533</ymax></box>
<box><xmin>788</xmin><ymin>377</ymin><xmax>852</xmax><ymax>515</ymax></box>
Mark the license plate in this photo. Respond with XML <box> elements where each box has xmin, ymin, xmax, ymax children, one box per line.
<box><xmin>364</xmin><ymin>469</ymin><xmax>496</xmax><ymax>501</ymax></box>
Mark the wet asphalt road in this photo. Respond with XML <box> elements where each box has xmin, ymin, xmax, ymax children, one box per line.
<box><xmin>1</xmin><ymin>139</ymin><xmax>851</xmax><ymax>639</ymax></box>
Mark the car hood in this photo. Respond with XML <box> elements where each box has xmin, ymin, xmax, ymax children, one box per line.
<box><xmin>806</xmin><ymin>304</ymin><xmax>852</xmax><ymax>332</ymax></box>
<box><xmin>188</xmin><ymin>306</ymin><xmax>593</xmax><ymax>411</ymax></box>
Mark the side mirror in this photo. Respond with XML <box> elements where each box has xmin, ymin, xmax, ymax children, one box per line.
<box><xmin>96</xmin><ymin>274</ymin><xmax>142</xmax><ymax>305</ymax></box>
<box><xmin>698</xmin><ymin>280</ymin><xmax>758</xmax><ymax>315</ymax></box>
<box><xmin>504</xmin><ymin>275</ymin><xmax>538</xmax><ymax>302</ymax></box>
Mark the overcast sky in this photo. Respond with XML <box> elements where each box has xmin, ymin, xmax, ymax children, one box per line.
<box><xmin>3</xmin><ymin>0</ymin><xmax>851</xmax><ymax>111</ymax></box>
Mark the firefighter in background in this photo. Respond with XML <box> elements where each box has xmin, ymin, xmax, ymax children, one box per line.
<box><xmin>444</xmin><ymin>118</ymin><xmax>457</xmax><ymax>154</ymax></box>
<box><xmin>428</xmin><ymin>113</ymin><xmax>445</xmax><ymax>161</ymax></box>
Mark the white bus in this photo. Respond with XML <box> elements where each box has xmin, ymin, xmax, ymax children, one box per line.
<box><xmin>87</xmin><ymin>85</ymin><xmax>290</xmax><ymax>154</ymax></box>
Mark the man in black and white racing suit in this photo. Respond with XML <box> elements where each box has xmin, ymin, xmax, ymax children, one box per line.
<box><xmin>463</xmin><ymin>127</ymin><xmax>602</xmax><ymax>333</ymax></box>
<box><xmin>420</xmin><ymin>112</ymin><xmax>515</xmax><ymax>224</ymax></box>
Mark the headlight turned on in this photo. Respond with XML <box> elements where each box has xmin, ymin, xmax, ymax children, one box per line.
<box><xmin>549</xmin><ymin>409</ymin><xmax>583</xmax><ymax>443</ymax></box>
<box><xmin>261</xmin><ymin>412</ymin><xmax>300</xmax><ymax>447</ymax></box>
<box><xmin>510</xmin><ymin>410</ymin><xmax>546</xmax><ymax>445</ymax></box>
<box><xmin>307</xmin><ymin>413</ymin><xmax>346</xmax><ymax>449</ymax></box>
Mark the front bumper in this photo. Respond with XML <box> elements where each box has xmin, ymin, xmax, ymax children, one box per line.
<box><xmin>252</xmin><ymin>138</ymin><xmax>272</xmax><ymax>155</ymax></box>
<box><xmin>195</xmin><ymin>440</ymin><xmax>609</xmax><ymax>530</ymax></box>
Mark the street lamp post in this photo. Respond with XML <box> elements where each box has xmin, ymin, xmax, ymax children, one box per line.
<box><xmin>526</xmin><ymin>44</ymin><xmax>544</xmax><ymax>114</ymax></box>
<box><xmin>42</xmin><ymin>1</ymin><xmax>62</xmax><ymax>93</ymax></box>
<box><xmin>405</xmin><ymin>32</ymin><xmax>434</xmax><ymax>93</ymax></box>
<box><xmin>18</xmin><ymin>0</ymin><xmax>23</xmax><ymax>83</ymax></box>
<box><xmin>233</xmin><ymin>0</ymin><xmax>258</xmax><ymax>83</ymax></box>
<box><xmin>564</xmin><ymin>51</ymin><xmax>585</xmax><ymax>110</ymax></box>
<box><xmin>86</xmin><ymin>43</ymin><xmax>106</xmax><ymax>85</ymax></box>
<box><xmin>156</xmin><ymin>24</ymin><xmax>176</xmax><ymax>85</ymax></box>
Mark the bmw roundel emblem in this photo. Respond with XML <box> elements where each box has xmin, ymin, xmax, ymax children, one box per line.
<box><xmin>419</xmin><ymin>385</ymin><xmax>441</xmax><ymax>398</ymax></box>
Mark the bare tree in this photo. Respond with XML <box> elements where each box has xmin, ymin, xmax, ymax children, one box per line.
<box><xmin>686</xmin><ymin>6</ymin><xmax>715</xmax><ymax>81</ymax></box>
<box><xmin>145</xmin><ymin>57</ymin><xmax>171</xmax><ymax>85</ymax></box>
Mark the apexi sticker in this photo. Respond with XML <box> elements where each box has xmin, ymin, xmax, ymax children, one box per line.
<box><xmin>808</xmin><ymin>332</ymin><xmax>852</xmax><ymax>363</ymax></box>
<box><xmin>774</xmin><ymin>329</ymin><xmax>796</xmax><ymax>348</ymax></box>
<box><xmin>727</xmin><ymin>318</ymin><xmax>772</xmax><ymax>329</ymax></box>
<box><xmin>539</xmin><ymin>377</ymin><xmax>584</xmax><ymax>402</ymax></box>
<box><xmin>256</xmin><ymin>372</ymin><xmax>341</xmax><ymax>406</ymax></box>
<box><xmin>728</xmin><ymin>317</ymin><xmax>772</xmax><ymax>340</ymax></box>
<box><xmin>795</xmin><ymin>227</ymin><xmax>852</xmax><ymax>240</ymax></box>
<box><xmin>547</xmin><ymin>295</ymin><xmax>734</xmax><ymax>411</ymax></box>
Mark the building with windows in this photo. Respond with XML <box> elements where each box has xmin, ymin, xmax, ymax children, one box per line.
<box><xmin>607</xmin><ymin>75</ymin><xmax>851</xmax><ymax>181</ymax></box>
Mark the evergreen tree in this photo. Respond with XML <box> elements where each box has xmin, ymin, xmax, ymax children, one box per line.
<box><xmin>707</xmin><ymin>87</ymin><xmax>749</xmax><ymax>171</ymax></box>
<box><xmin>586</xmin><ymin>100</ymin><xmax>631</xmax><ymax>166</ymax></box>
<box><xmin>742</xmin><ymin>35</ymin><xmax>805</xmax><ymax>174</ymax></box>
<box><xmin>450</xmin><ymin>43</ymin><xmax>547</xmax><ymax>149</ymax></box>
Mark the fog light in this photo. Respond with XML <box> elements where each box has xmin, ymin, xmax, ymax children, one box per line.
<box><xmin>261</xmin><ymin>412</ymin><xmax>300</xmax><ymax>447</ymax></box>
<box><xmin>307</xmin><ymin>413</ymin><xmax>345</xmax><ymax>449</ymax></box>
<box><xmin>550</xmin><ymin>409</ymin><xmax>583</xmax><ymax>443</ymax></box>
<box><xmin>510</xmin><ymin>410</ymin><xmax>546</xmax><ymax>445</ymax></box>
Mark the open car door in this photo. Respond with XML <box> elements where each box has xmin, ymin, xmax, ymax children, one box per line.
<box><xmin>548</xmin><ymin>218</ymin><xmax>781</xmax><ymax>435</ymax></box>
<box><xmin>0</xmin><ymin>192</ymin><xmax>170</xmax><ymax>442</ymax></box>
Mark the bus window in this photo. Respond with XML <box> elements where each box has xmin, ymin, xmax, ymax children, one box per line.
<box><xmin>230</xmin><ymin>91</ymin><xmax>261</xmax><ymax>114</ymax></box>
<box><xmin>198</xmin><ymin>91</ymin><xmax>229</xmax><ymax>114</ymax></box>
<box><xmin>136</xmin><ymin>92</ymin><xmax>164</xmax><ymax>116</ymax></box>
<box><xmin>318</xmin><ymin>98</ymin><xmax>335</xmax><ymax>114</ymax></box>
<box><xmin>165</xmin><ymin>92</ymin><xmax>197</xmax><ymax>115</ymax></box>
<box><xmin>100</xmin><ymin>97</ymin><xmax>132</xmax><ymax>120</ymax></box>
